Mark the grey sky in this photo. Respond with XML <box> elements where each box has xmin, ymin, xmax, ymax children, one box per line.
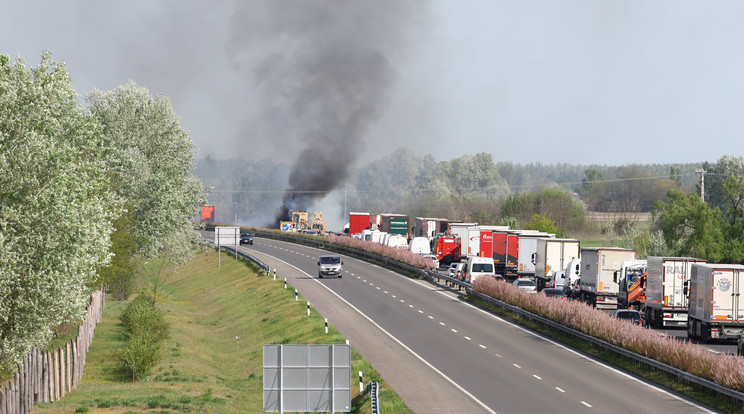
<box><xmin>2</xmin><ymin>1</ymin><xmax>742</xmax><ymax>167</ymax></box>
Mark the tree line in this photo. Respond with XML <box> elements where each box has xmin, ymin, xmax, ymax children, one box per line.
<box><xmin>0</xmin><ymin>52</ymin><xmax>206</xmax><ymax>378</ymax></box>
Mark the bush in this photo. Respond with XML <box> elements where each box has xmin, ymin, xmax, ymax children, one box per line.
<box><xmin>121</xmin><ymin>295</ymin><xmax>169</xmax><ymax>342</ymax></box>
<box><xmin>472</xmin><ymin>278</ymin><xmax>744</xmax><ymax>392</ymax></box>
<box><xmin>120</xmin><ymin>295</ymin><xmax>169</xmax><ymax>381</ymax></box>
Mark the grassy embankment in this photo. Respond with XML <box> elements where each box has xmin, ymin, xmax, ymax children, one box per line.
<box><xmin>33</xmin><ymin>249</ymin><xmax>410</xmax><ymax>413</ymax></box>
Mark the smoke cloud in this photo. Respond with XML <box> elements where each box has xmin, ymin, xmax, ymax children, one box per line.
<box><xmin>228</xmin><ymin>1</ymin><xmax>418</xmax><ymax>227</ymax></box>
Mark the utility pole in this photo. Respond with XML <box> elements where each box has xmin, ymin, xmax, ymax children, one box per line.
<box><xmin>695</xmin><ymin>168</ymin><xmax>707</xmax><ymax>202</ymax></box>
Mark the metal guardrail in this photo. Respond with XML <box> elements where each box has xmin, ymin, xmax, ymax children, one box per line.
<box><xmin>465</xmin><ymin>288</ymin><xmax>744</xmax><ymax>405</ymax></box>
<box><xmin>367</xmin><ymin>381</ymin><xmax>380</xmax><ymax>414</ymax></box>
<box><xmin>213</xmin><ymin>243</ymin><xmax>270</xmax><ymax>274</ymax></box>
<box><xmin>217</xmin><ymin>230</ymin><xmax>744</xmax><ymax>406</ymax></box>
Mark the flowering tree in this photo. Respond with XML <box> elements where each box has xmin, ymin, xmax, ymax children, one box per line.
<box><xmin>87</xmin><ymin>81</ymin><xmax>206</xmax><ymax>264</ymax></box>
<box><xmin>0</xmin><ymin>52</ymin><xmax>120</xmax><ymax>375</ymax></box>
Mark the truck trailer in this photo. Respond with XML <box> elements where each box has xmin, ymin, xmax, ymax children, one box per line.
<box><xmin>380</xmin><ymin>214</ymin><xmax>409</xmax><ymax>237</ymax></box>
<box><xmin>644</xmin><ymin>256</ymin><xmax>706</xmax><ymax>328</ymax></box>
<box><xmin>492</xmin><ymin>230</ymin><xmax>519</xmax><ymax>278</ymax></box>
<box><xmin>534</xmin><ymin>238</ymin><xmax>580</xmax><ymax>290</ymax></box>
<box><xmin>580</xmin><ymin>247</ymin><xmax>636</xmax><ymax>309</ymax></box>
<box><xmin>449</xmin><ymin>223</ymin><xmax>477</xmax><ymax>261</ymax></box>
<box><xmin>348</xmin><ymin>212</ymin><xmax>370</xmax><ymax>236</ymax></box>
<box><xmin>687</xmin><ymin>263</ymin><xmax>744</xmax><ymax>342</ymax></box>
<box><xmin>515</xmin><ymin>231</ymin><xmax>554</xmax><ymax>279</ymax></box>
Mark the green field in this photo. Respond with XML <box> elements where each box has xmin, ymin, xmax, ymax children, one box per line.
<box><xmin>33</xmin><ymin>249</ymin><xmax>410</xmax><ymax>413</ymax></box>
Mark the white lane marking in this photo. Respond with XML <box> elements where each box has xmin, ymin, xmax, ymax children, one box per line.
<box><xmin>409</xmin><ymin>304</ymin><xmax>414</xmax><ymax>308</ymax></box>
<box><xmin>363</xmin><ymin>279</ymin><xmax>367</xmax><ymax>282</ymax></box>
<box><xmin>418</xmin><ymin>310</ymin><xmax>424</xmax><ymax>313</ymax></box>
<box><xmin>384</xmin><ymin>291</ymin><xmax>388</xmax><ymax>294</ymax></box>
<box><xmin>479</xmin><ymin>344</ymin><xmax>486</xmax><ymax>349</ymax></box>
<box><xmin>533</xmin><ymin>375</ymin><xmax>541</xmax><ymax>380</ymax></box>
<box><xmin>451</xmin><ymin>328</ymin><xmax>458</xmax><ymax>333</ymax></box>
<box><xmin>513</xmin><ymin>364</ymin><xmax>521</xmax><ymax>369</ymax></box>
<box><xmin>251</xmin><ymin>251</ymin><xmax>498</xmax><ymax>414</ymax></box>
<box><xmin>376</xmin><ymin>287</ymin><xmax>381</xmax><ymax>290</ymax></box>
<box><xmin>439</xmin><ymin>322</ymin><xmax>445</xmax><ymax>326</ymax></box>
<box><xmin>464</xmin><ymin>336</ymin><xmax>471</xmax><ymax>341</ymax></box>
<box><xmin>400</xmin><ymin>299</ymin><xmax>405</xmax><ymax>303</ymax></box>
<box><xmin>428</xmin><ymin>315</ymin><xmax>434</xmax><ymax>319</ymax></box>
<box><xmin>414</xmin><ymin>279</ymin><xmax>718</xmax><ymax>413</ymax></box>
<box><xmin>392</xmin><ymin>295</ymin><xmax>397</xmax><ymax>298</ymax></box>
<box><xmin>581</xmin><ymin>401</ymin><xmax>592</xmax><ymax>408</ymax></box>
<box><xmin>556</xmin><ymin>387</ymin><xmax>565</xmax><ymax>393</ymax></box>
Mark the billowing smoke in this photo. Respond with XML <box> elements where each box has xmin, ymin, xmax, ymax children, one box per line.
<box><xmin>228</xmin><ymin>1</ymin><xmax>418</xmax><ymax>227</ymax></box>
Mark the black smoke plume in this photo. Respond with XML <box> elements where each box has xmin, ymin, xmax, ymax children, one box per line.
<box><xmin>228</xmin><ymin>1</ymin><xmax>418</xmax><ymax>228</ymax></box>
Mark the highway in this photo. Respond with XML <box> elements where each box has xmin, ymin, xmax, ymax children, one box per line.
<box><xmin>235</xmin><ymin>237</ymin><xmax>721</xmax><ymax>413</ymax></box>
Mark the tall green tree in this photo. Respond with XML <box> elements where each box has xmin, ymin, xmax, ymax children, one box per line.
<box><xmin>0</xmin><ymin>52</ymin><xmax>120</xmax><ymax>375</ymax></box>
<box><xmin>88</xmin><ymin>81</ymin><xmax>206</xmax><ymax>264</ymax></box>
<box><xmin>652</xmin><ymin>190</ymin><xmax>726</xmax><ymax>262</ymax></box>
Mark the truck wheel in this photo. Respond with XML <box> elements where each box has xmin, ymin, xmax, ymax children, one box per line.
<box><xmin>653</xmin><ymin>309</ymin><xmax>663</xmax><ymax>329</ymax></box>
<box><xmin>687</xmin><ymin>320</ymin><xmax>693</xmax><ymax>339</ymax></box>
<box><xmin>701</xmin><ymin>323</ymin><xmax>711</xmax><ymax>343</ymax></box>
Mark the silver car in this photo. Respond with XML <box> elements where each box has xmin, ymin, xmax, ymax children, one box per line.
<box><xmin>513</xmin><ymin>279</ymin><xmax>537</xmax><ymax>293</ymax></box>
<box><xmin>318</xmin><ymin>255</ymin><xmax>343</xmax><ymax>278</ymax></box>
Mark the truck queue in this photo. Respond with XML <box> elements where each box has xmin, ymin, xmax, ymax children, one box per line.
<box><xmin>344</xmin><ymin>212</ymin><xmax>744</xmax><ymax>343</ymax></box>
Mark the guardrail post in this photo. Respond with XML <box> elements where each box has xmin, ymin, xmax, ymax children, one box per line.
<box><xmin>359</xmin><ymin>371</ymin><xmax>364</xmax><ymax>396</ymax></box>
<box><xmin>325</xmin><ymin>318</ymin><xmax>328</xmax><ymax>334</ymax></box>
<box><xmin>307</xmin><ymin>301</ymin><xmax>310</xmax><ymax>316</ymax></box>
<box><xmin>273</xmin><ymin>269</ymin><xmax>277</xmax><ymax>281</ymax></box>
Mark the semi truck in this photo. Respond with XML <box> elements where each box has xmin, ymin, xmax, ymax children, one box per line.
<box><xmin>466</xmin><ymin>226</ymin><xmax>508</xmax><ymax>259</ymax></box>
<box><xmin>432</xmin><ymin>235</ymin><xmax>460</xmax><ymax>266</ymax></box>
<box><xmin>534</xmin><ymin>238</ymin><xmax>580</xmax><ymax>290</ymax></box>
<box><xmin>449</xmin><ymin>222</ymin><xmax>477</xmax><ymax>261</ymax></box>
<box><xmin>580</xmin><ymin>247</ymin><xmax>636</xmax><ymax>309</ymax></box>
<box><xmin>380</xmin><ymin>213</ymin><xmax>409</xmax><ymax>237</ymax></box>
<box><xmin>348</xmin><ymin>212</ymin><xmax>370</xmax><ymax>235</ymax></box>
<box><xmin>644</xmin><ymin>256</ymin><xmax>706</xmax><ymax>328</ymax></box>
<box><xmin>515</xmin><ymin>231</ymin><xmax>554</xmax><ymax>279</ymax></box>
<box><xmin>492</xmin><ymin>230</ymin><xmax>519</xmax><ymax>278</ymax></box>
<box><xmin>615</xmin><ymin>259</ymin><xmax>647</xmax><ymax>312</ymax></box>
<box><xmin>687</xmin><ymin>263</ymin><xmax>744</xmax><ymax>342</ymax></box>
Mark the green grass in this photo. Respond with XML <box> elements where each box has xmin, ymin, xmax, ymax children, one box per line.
<box><xmin>33</xmin><ymin>249</ymin><xmax>411</xmax><ymax>413</ymax></box>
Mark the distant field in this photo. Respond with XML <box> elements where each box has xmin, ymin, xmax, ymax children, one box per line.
<box><xmin>587</xmin><ymin>212</ymin><xmax>652</xmax><ymax>222</ymax></box>
<box><xmin>33</xmin><ymin>249</ymin><xmax>409</xmax><ymax>414</ymax></box>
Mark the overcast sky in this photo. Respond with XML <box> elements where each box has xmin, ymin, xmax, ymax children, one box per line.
<box><xmin>2</xmin><ymin>0</ymin><xmax>742</xmax><ymax>167</ymax></box>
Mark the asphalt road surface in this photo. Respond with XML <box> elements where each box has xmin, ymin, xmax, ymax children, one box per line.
<box><xmin>230</xmin><ymin>237</ymin><xmax>721</xmax><ymax>414</ymax></box>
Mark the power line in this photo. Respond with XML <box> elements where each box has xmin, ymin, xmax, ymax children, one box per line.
<box><xmin>206</xmin><ymin>173</ymin><xmax>699</xmax><ymax>195</ymax></box>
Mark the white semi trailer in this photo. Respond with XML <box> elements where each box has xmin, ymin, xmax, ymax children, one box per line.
<box><xmin>644</xmin><ymin>256</ymin><xmax>706</xmax><ymax>328</ymax></box>
<box><xmin>580</xmin><ymin>247</ymin><xmax>636</xmax><ymax>310</ymax></box>
<box><xmin>534</xmin><ymin>238</ymin><xmax>580</xmax><ymax>290</ymax></box>
<box><xmin>687</xmin><ymin>263</ymin><xmax>744</xmax><ymax>342</ymax></box>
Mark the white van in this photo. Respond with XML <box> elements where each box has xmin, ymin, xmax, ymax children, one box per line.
<box><xmin>408</xmin><ymin>237</ymin><xmax>431</xmax><ymax>255</ymax></box>
<box><xmin>463</xmin><ymin>257</ymin><xmax>496</xmax><ymax>283</ymax></box>
<box><xmin>318</xmin><ymin>255</ymin><xmax>343</xmax><ymax>278</ymax></box>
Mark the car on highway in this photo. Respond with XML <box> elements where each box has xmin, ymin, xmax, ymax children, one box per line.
<box><xmin>541</xmin><ymin>288</ymin><xmax>566</xmax><ymax>300</ymax></box>
<box><xmin>493</xmin><ymin>274</ymin><xmax>506</xmax><ymax>283</ymax></box>
<box><xmin>614</xmin><ymin>309</ymin><xmax>644</xmax><ymax>326</ymax></box>
<box><xmin>421</xmin><ymin>254</ymin><xmax>440</xmax><ymax>269</ymax></box>
<box><xmin>513</xmin><ymin>278</ymin><xmax>537</xmax><ymax>293</ymax></box>
<box><xmin>447</xmin><ymin>262</ymin><xmax>465</xmax><ymax>279</ymax></box>
<box><xmin>239</xmin><ymin>232</ymin><xmax>253</xmax><ymax>245</ymax></box>
<box><xmin>317</xmin><ymin>255</ymin><xmax>343</xmax><ymax>278</ymax></box>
